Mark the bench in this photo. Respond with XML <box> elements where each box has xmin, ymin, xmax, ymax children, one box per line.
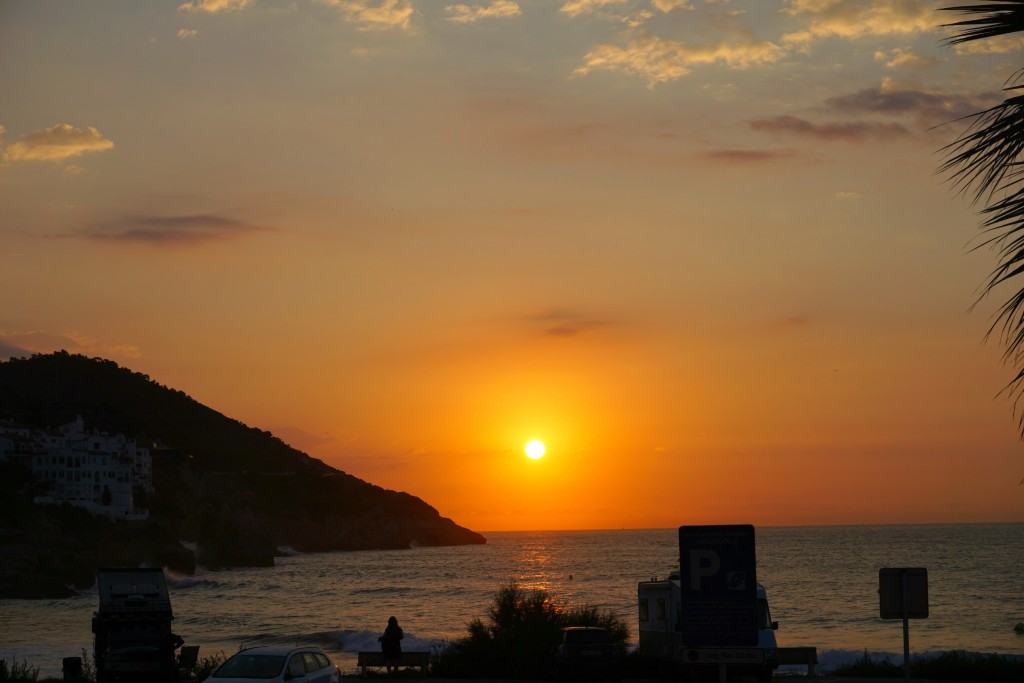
<box><xmin>356</xmin><ymin>651</ymin><xmax>429</xmax><ymax>675</ymax></box>
<box><xmin>778</xmin><ymin>647</ymin><xmax>818</xmax><ymax>676</ymax></box>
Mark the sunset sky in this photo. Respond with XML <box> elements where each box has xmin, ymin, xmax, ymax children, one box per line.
<box><xmin>2</xmin><ymin>0</ymin><xmax>1022</xmax><ymax>532</ymax></box>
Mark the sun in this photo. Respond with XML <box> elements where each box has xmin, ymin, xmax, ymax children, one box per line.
<box><xmin>525</xmin><ymin>439</ymin><xmax>546</xmax><ymax>459</ymax></box>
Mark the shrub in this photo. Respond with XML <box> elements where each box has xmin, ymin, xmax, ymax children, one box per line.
<box><xmin>431</xmin><ymin>580</ymin><xmax>629</xmax><ymax>679</ymax></box>
<box><xmin>912</xmin><ymin>651</ymin><xmax>1024</xmax><ymax>681</ymax></box>
<box><xmin>832</xmin><ymin>650</ymin><xmax>1024</xmax><ymax>681</ymax></box>
<box><xmin>832</xmin><ymin>650</ymin><xmax>902</xmax><ymax>677</ymax></box>
<box><xmin>3</xmin><ymin>659</ymin><xmax>41</xmax><ymax>683</ymax></box>
<box><xmin>194</xmin><ymin>651</ymin><xmax>227</xmax><ymax>680</ymax></box>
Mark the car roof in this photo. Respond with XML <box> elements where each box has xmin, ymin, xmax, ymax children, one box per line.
<box><xmin>232</xmin><ymin>646</ymin><xmax>323</xmax><ymax>657</ymax></box>
<box><xmin>562</xmin><ymin>626</ymin><xmax>607</xmax><ymax>631</ymax></box>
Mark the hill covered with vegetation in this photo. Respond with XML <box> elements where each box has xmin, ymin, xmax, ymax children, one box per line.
<box><xmin>0</xmin><ymin>351</ymin><xmax>484</xmax><ymax>598</ymax></box>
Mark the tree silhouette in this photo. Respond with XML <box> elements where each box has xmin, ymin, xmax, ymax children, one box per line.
<box><xmin>940</xmin><ymin>2</ymin><xmax>1024</xmax><ymax>434</ymax></box>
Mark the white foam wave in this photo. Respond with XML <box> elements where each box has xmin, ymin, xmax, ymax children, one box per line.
<box><xmin>331</xmin><ymin>630</ymin><xmax>445</xmax><ymax>654</ymax></box>
<box><xmin>163</xmin><ymin>568</ymin><xmax>217</xmax><ymax>589</ymax></box>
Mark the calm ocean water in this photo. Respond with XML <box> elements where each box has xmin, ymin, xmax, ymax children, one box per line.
<box><xmin>1</xmin><ymin>524</ymin><xmax>1021</xmax><ymax>678</ymax></box>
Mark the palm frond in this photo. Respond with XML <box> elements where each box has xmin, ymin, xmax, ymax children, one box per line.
<box><xmin>941</xmin><ymin>2</ymin><xmax>1024</xmax><ymax>45</ymax></box>
<box><xmin>939</xmin><ymin>95</ymin><xmax>1024</xmax><ymax>200</ymax></box>
<box><xmin>939</xmin><ymin>4</ymin><xmax>1024</xmax><ymax>429</ymax></box>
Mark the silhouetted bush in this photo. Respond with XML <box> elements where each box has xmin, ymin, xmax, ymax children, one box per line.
<box><xmin>832</xmin><ymin>649</ymin><xmax>1024</xmax><ymax>681</ymax></box>
<box><xmin>912</xmin><ymin>651</ymin><xmax>1024</xmax><ymax>681</ymax></box>
<box><xmin>4</xmin><ymin>658</ymin><xmax>41</xmax><ymax>683</ymax></box>
<box><xmin>832</xmin><ymin>650</ymin><xmax>901</xmax><ymax>677</ymax></box>
<box><xmin>431</xmin><ymin>580</ymin><xmax>629</xmax><ymax>678</ymax></box>
<box><xmin>194</xmin><ymin>651</ymin><xmax>226</xmax><ymax>680</ymax></box>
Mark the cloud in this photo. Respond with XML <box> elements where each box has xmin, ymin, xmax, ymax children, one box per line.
<box><xmin>826</xmin><ymin>79</ymin><xmax>1001</xmax><ymax>127</ymax></box>
<box><xmin>835</xmin><ymin>190</ymin><xmax>861</xmax><ymax>199</ymax></box>
<box><xmin>270</xmin><ymin>425</ymin><xmax>337</xmax><ymax>452</ymax></box>
<box><xmin>699</xmin><ymin>148</ymin><xmax>800</xmax><ymax>164</ymax></box>
<box><xmin>748</xmin><ymin>80</ymin><xmax>999</xmax><ymax>147</ymax></box>
<box><xmin>526</xmin><ymin>309</ymin><xmax>612</xmax><ymax>338</ymax></box>
<box><xmin>749</xmin><ymin>115</ymin><xmax>910</xmax><ymax>142</ymax></box>
<box><xmin>652</xmin><ymin>0</ymin><xmax>693</xmax><ymax>12</ymax></box>
<box><xmin>0</xmin><ymin>339</ymin><xmax>32</xmax><ymax>361</ymax></box>
<box><xmin>3</xmin><ymin>124</ymin><xmax>114</xmax><ymax>163</ymax></box>
<box><xmin>178</xmin><ymin>0</ymin><xmax>253</xmax><ymax>13</ymax></box>
<box><xmin>0</xmin><ymin>332</ymin><xmax>141</xmax><ymax>361</ymax></box>
<box><xmin>316</xmin><ymin>0</ymin><xmax>414</xmax><ymax>31</ymax></box>
<box><xmin>560</xmin><ymin>0</ymin><xmax>629</xmax><ymax>18</ymax></box>
<box><xmin>574</xmin><ymin>33</ymin><xmax>784</xmax><ymax>86</ymax></box>
<box><xmin>952</xmin><ymin>33</ymin><xmax>1024</xmax><ymax>56</ymax></box>
<box><xmin>782</xmin><ymin>0</ymin><xmax>936</xmax><ymax>47</ymax></box>
<box><xmin>874</xmin><ymin>47</ymin><xmax>937</xmax><ymax>70</ymax></box>
<box><xmin>446</xmin><ymin>1</ymin><xmax>520</xmax><ymax>24</ymax></box>
<box><xmin>83</xmin><ymin>214</ymin><xmax>273</xmax><ymax>245</ymax></box>
<box><xmin>178</xmin><ymin>28</ymin><xmax>199</xmax><ymax>39</ymax></box>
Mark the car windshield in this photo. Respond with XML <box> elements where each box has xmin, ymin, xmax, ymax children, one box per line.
<box><xmin>213</xmin><ymin>654</ymin><xmax>286</xmax><ymax>679</ymax></box>
<box><xmin>565</xmin><ymin>630</ymin><xmax>610</xmax><ymax>644</ymax></box>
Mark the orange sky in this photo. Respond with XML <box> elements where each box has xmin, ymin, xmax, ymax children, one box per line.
<box><xmin>0</xmin><ymin>0</ymin><xmax>1021</xmax><ymax>531</ymax></box>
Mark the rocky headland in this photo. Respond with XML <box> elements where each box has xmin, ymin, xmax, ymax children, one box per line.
<box><xmin>0</xmin><ymin>352</ymin><xmax>484</xmax><ymax>598</ymax></box>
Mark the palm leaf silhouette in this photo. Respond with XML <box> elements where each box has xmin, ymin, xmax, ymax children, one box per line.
<box><xmin>940</xmin><ymin>2</ymin><xmax>1024</xmax><ymax>432</ymax></box>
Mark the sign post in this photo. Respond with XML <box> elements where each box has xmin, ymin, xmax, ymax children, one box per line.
<box><xmin>879</xmin><ymin>567</ymin><xmax>928</xmax><ymax>683</ymax></box>
<box><xmin>679</xmin><ymin>525</ymin><xmax>758</xmax><ymax>683</ymax></box>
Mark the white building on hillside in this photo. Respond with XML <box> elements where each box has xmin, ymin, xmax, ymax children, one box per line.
<box><xmin>1</xmin><ymin>416</ymin><xmax>153</xmax><ymax>520</ymax></box>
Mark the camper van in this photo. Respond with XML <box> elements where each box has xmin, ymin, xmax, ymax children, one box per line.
<box><xmin>637</xmin><ymin>571</ymin><xmax>779</xmax><ymax>683</ymax></box>
<box><xmin>92</xmin><ymin>568</ymin><xmax>182</xmax><ymax>683</ymax></box>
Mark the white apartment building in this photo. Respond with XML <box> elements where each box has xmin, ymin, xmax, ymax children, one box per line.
<box><xmin>0</xmin><ymin>416</ymin><xmax>153</xmax><ymax>520</ymax></box>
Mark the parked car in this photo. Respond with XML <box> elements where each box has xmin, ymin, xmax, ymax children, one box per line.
<box><xmin>204</xmin><ymin>646</ymin><xmax>340</xmax><ymax>682</ymax></box>
<box><xmin>554</xmin><ymin>626</ymin><xmax>621</xmax><ymax>682</ymax></box>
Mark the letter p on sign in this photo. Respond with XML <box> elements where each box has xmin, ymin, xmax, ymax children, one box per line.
<box><xmin>689</xmin><ymin>549</ymin><xmax>720</xmax><ymax>589</ymax></box>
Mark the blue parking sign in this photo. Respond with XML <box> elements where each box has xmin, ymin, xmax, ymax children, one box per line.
<box><xmin>679</xmin><ymin>524</ymin><xmax>758</xmax><ymax>646</ymax></box>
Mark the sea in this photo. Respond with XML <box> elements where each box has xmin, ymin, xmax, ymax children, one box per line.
<box><xmin>1</xmin><ymin>524</ymin><xmax>1022</xmax><ymax>679</ymax></box>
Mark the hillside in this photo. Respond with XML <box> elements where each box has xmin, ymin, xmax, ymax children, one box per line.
<box><xmin>0</xmin><ymin>352</ymin><xmax>485</xmax><ymax>598</ymax></box>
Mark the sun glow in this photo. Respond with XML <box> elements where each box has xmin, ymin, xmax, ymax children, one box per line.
<box><xmin>525</xmin><ymin>439</ymin><xmax>546</xmax><ymax>459</ymax></box>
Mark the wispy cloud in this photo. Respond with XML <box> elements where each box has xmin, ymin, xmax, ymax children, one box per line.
<box><xmin>83</xmin><ymin>214</ymin><xmax>274</xmax><ymax>246</ymax></box>
<box><xmin>782</xmin><ymin>0</ymin><xmax>937</xmax><ymax>47</ymax></box>
<box><xmin>750</xmin><ymin>115</ymin><xmax>910</xmax><ymax>142</ymax></box>
<box><xmin>179</xmin><ymin>0</ymin><xmax>253</xmax><ymax>13</ymax></box>
<box><xmin>574</xmin><ymin>33</ymin><xmax>784</xmax><ymax>86</ymax></box>
<box><xmin>652</xmin><ymin>0</ymin><xmax>694</xmax><ymax>12</ymax></box>
<box><xmin>446</xmin><ymin>1</ymin><xmax>520</xmax><ymax>24</ymax></box>
<box><xmin>526</xmin><ymin>309</ymin><xmax>612</xmax><ymax>338</ymax></box>
<box><xmin>316</xmin><ymin>0</ymin><xmax>414</xmax><ymax>31</ymax></box>
<box><xmin>874</xmin><ymin>47</ymin><xmax>937</xmax><ymax>70</ymax></box>
<box><xmin>178</xmin><ymin>28</ymin><xmax>199</xmax><ymax>39</ymax></box>
<box><xmin>3</xmin><ymin>124</ymin><xmax>114</xmax><ymax>163</ymax></box>
<box><xmin>826</xmin><ymin>79</ymin><xmax>1000</xmax><ymax>128</ymax></box>
<box><xmin>951</xmin><ymin>33</ymin><xmax>1024</xmax><ymax>56</ymax></box>
<box><xmin>0</xmin><ymin>338</ymin><xmax>31</xmax><ymax>361</ymax></box>
<box><xmin>560</xmin><ymin>0</ymin><xmax>630</xmax><ymax>18</ymax></box>
<box><xmin>699</xmin><ymin>148</ymin><xmax>800</xmax><ymax>164</ymax></box>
